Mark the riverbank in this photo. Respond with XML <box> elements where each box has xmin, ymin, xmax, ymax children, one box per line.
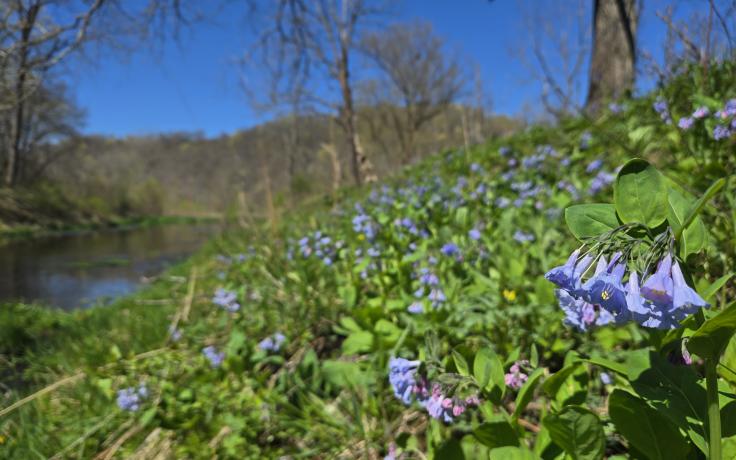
<box><xmin>0</xmin><ymin>214</ymin><xmax>221</xmax><ymax>241</ymax></box>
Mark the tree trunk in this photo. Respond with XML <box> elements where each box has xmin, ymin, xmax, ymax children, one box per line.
<box><xmin>3</xmin><ymin>4</ymin><xmax>39</xmax><ymax>188</ymax></box>
<box><xmin>585</xmin><ymin>0</ymin><xmax>638</xmax><ymax>113</ymax></box>
<box><xmin>336</xmin><ymin>39</ymin><xmax>374</xmax><ymax>185</ymax></box>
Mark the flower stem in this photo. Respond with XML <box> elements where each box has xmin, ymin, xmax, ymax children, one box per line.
<box><xmin>706</xmin><ymin>357</ymin><xmax>722</xmax><ymax>460</ymax></box>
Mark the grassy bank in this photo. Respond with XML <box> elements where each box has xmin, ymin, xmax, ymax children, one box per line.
<box><xmin>1</xmin><ymin>68</ymin><xmax>735</xmax><ymax>458</ymax></box>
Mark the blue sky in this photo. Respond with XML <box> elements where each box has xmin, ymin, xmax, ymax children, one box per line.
<box><xmin>66</xmin><ymin>0</ymin><xmax>698</xmax><ymax>138</ymax></box>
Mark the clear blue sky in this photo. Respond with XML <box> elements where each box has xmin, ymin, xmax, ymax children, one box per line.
<box><xmin>67</xmin><ymin>0</ymin><xmax>696</xmax><ymax>138</ymax></box>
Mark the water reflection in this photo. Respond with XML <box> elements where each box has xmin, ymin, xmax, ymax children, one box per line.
<box><xmin>0</xmin><ymin>223</ymin><xmax>218</xmax><ymax>309</ymax></box>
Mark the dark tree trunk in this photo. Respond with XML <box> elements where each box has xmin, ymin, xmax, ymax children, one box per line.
<box><xmin>4</xmin><ymin>4</ymin><xmax>40</xmax><ymax>188</ymax></box>
<box><xmin>336</xmin><ymin>39</ymin><xmax>374</xmax><ymax>185</ymax></box>
<box><xmin>585</xmin><ymin>0</ymin><xmax>638</xmax><ymax>113</ymax></box>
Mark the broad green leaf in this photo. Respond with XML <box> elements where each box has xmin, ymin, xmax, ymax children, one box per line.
<box><xmin>666</xmin><ymin>186</ymin><xmax>707</xmax><ymax>258</ymax></box>
<box><xmin>474</xmin><ymin>417</ymin><xmax>519</xmax><ymax>448</ymax></box>
<box><xmin>512</xmin><ymin>368</ymin><xmax>544</xmax><ymax>420</ymax></box>
<box><xmin>543</xmin><ymin>362</ymin><xmax>582</xmax><ymax>398</ymax></box>
<box><xmin>489</xmin><ymin>446</ymin><xmax>539</xmax><ymax>460</ymax></box>
<box><xmin>585</xmin><ymin>355</ymin><xmax>627</xmax><ymax>375</ymax></box>
<box><xmin>341</xmin><ymin>330</ymin><xmax>373</xmax><ymax>355</ymax></box>
<box><xmin>474</xmin><ymin>348</ymin><xmax>505</xmax><ymax>394</ymax></box>
<box><xmin>688</xmin><ymin>302</ymin><xmax>736</xmax><ymax>360</ymax></box>
<box><xmin>614</xmin><ymin>158</ymin><xmax>668</xmax><ymax>228</ymax></box>
<box><xmin>543</xmin><ymin>406</ymin><xmax>605</xmax><ymax>460</ymax></box>
<box><xmin>452</xmin><ymin>350</ymin><xmax>470</xmax><ymax>377</ymax></box>
<box><xmin>435</xmin><ymin>438</ymin><xmax>464</xmax><ymax>460</ymax></box>
<box><xmin>608</xmin><ymin>389</ymin><xmax>690</xmax><ymax>460</ymax></box>
<box><xmin>626</xmin><ymin>351</ymin><xmax>707</xmax><ymax>453</ymax></box>
<box><xmin>564</xmin><ymin>204</ymin><xmax>620</xmax><ymax>240</ymax></box>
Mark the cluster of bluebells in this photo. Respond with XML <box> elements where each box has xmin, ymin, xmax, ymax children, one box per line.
<box><xmin>712</xmin><ymin>99</ymin><xmax>736</xmax><ymax>140</ymax></box>
<box><xmin>410</xmin><ymin>267</ymin><xmax>446</xmax><ymax>312</ymax></box>
<box><xmin>212</xmin><ymin>288</ymin><xmax>240</xmax><ymax>312</ymax></box>
<box><xmin>388</xmin><ymin>358</ymin><xmax>479</xmax><ymax>423</ymax></box>
<box><xmin>116</xmin><ymin>385</ymin><xmax>148</xmax><ymax>412</ymax></box>
<box><xmin>202</xmin><ymin>345</ymin><xmax>225</xmax><ymax>368</ymax></box>
<box><xmin>258</xmin><ymin>332</ymin><xmax>286</xmax><ymax>352</ymax></box>
<box><xmin>546</xmin><ymin>249</ymin><xmax>709</xmax><ymax>331</ymax></box>
<box><xmin>653</xmin><ymin>98</ymin><xmax>671</xmax><ymax>124</ymax></box>
<box><xmin>513</xmin><ymin>230</ymin><xmax>535</xmax><ymax>243</ymax></box>
<box><xmin>662</xmin><ymin>97</ymin><xmax>736</xmax><ymax>140</ymax></box>
<box><xmin>504</xmin><ymin>360</ymin><xmax>529</xmax><ymax>390</ymax></box>
<box><xmin>297</xmin><ymin>231</ymin><xmax>342</xmax><ymax>266</ymax></box>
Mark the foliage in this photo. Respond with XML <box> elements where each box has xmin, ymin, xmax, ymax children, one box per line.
<box><xmin>1</xmin><ymin>62</ymin><xmax>735</xmax><ymax>459</ymax></box>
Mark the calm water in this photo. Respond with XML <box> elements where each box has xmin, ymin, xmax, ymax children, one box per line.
<box><xmin>0</xmin><ymin>223</ymin><xmax>218</xmax><ymax>310</ymax></box>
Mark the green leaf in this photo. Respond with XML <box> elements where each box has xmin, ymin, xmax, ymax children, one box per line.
<box><xmin>512</xmin><ymin>368</ymin><xmax>544</xmax><ymax>420</ymax></box>
<box><xmin>688</xmin><ymin>302</ymin><xmax>736</xmax><ymax>360</ymax></box>
<box><xmin>585</xmin><ymin>354</ymin><xmax>627</xmax><ymax>375</ymax></box>
<box><xmin>474</xmin><ymin>418</ymin><xmax>520</xmax><ymax>448</ymax></box>
<box><xmin>701</xmin><ymin>273</ymin><xmax>734</xmax><ymax>302</ymax></box>
<box><xmin>564</xmin><ymin>204</ymin><xmax>620</xmax><ymax>240</ymax></box>
<box><xmin>474</xmin><ymin>347</ymin><xmax>505</xmax><ymax>393</ymax></box>
<box><xmin>543</xmin><ymin>362</ymin><xmax>582</xmax><ymax>398</ymax></box>
<box><xmin>543</xmin><ymin>406</ymin><xmax>605</xmax><ymax>460</ymax></box>
<box><xmin>608</xmin><ymin>389</ymin><xmax>690</xmax><ymax>460</ymax></box>
<box><xmin>614</xmin><ymin>158</ymin><xmax>668</xmax><ymax>228</ymax></box>
<box><xmin>626</xmin><ymin>351</ymin><xmax>707</xmax><ymax>453</ymax></box>
<box><xmin>341</xmin><ymin>330</ymin><xmax>373</xmax><ymax>355</ymax></box>
<box><xmin>680</xmin><ymin>177</ymin><xmax>726</xmax><ymax>235</ymax></box>
<box><xmin>452</xmin><ymin>350</ymin><xmax>470</xmax><ymax>377</ymax></box>
<box><xmin>489</xmin><ymin>446</ymin><xmax>539</xmax><ymax>460</ymax></box>
<box><xmin>435</xmin><ymin>438</ymin><xmax>464</xmax><ymax>460</ymax></box>
<box><xmin>666</xmin><ymin>186</ymin><xmax>707</xmax><ymax>258</ymax></box>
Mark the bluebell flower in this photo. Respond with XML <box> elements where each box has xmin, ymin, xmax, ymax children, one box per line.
<box><xmin>428</xmin><ymin>288</ymin><xmax>446</xmax><ymax>305</ymax></box>
<box><xmin>581</xmin><ymin>255</ymin><xmax>629</xmax><ymax>318</ymax></box>
<box><xmin>117</xmin><ymin>387</ymin><xmax>144</xmax><ymax>412</ymax></box>
<box><xmin>499</xmin><ymin>146</ymin><xmax>511</xmax><ymax>156</ymax></box>
<box><xmin>203</xmin><ymin>346</ymin><xmax>225</xmax><ymax>368</ymax></box>
<box><xmin>609</xmin><ymin>102</ymin><xmax>623</xmax><ymax>114</ymax></box>
<box><xmin>641</xmin><ymin>255</ymin><xmax>674</xmax><ymax>307</ymax></box>
<box><xmin>419</xmin><ymin>269</ymin><xmax>439</xmax><ymax>286</ymax></box>
<box><xmin>671</xmin><ymin>261</ymin><xmax>709</xmax><ymax>314</ymax></box>
<box><xmin>580</xmin><ymin>132</ymin><xmax>592</xmax><ymax>150</ymax></box>
<box><xmin>468</xmin><ymin>228</ymin><xmax>481</xmax><ymax>241</ymax></box>
<box><xmin>600</xmin><ymin>372</ymin><xmax>613</xmax><ymax>385</ymax></box>
<box><xmin>259</xmin><ymin>332</ymin><xmax>286</xmax><ymax>352</ymax></box>
<box><xmin>653</xmin><ymin>98</ymin><xmax>670</xmax><ymax>122</ymax></box>
<box><xmin>441</xmin><ymin>243</ymin><xmax>460</xmax><ymax>257</ymax></box>
<box><xmin>724</xmin><ymin>99</ymin><xmax>736</xmax><ymax>117</ymax></box>
<box><xmin>713</xmin><ymin>125</ymin><xmax>731</xmax><ymax>140</ymax></box>
<box><xmin>212</xmin><ymin>288</ymin><xmax>240</xmax><ymax>312</ymax></box>
<box><xmin>545</xmin><ymin>249</ymin><xmax>593</xmax><ymax>292</ymax></box>
<box><xmin>513</xmin><ymin>230</ymin><xmax>535</xmax><ymax>243</ymax></box>
<box><xmin>678</xmin><ymin>117</ymin><xmax>694</xmax><ymax>130</ymax></box>
<box><xmin>586</xmin><ymin>159</ymin><xmax>603</xmax><ymax>173</ymax></box>
<box><xmin>496</xmin><ymin>197</ymin><xmax>511</xmax><ymax>208</ymax></box>
<box><xmin>556</xmin><ymin>289</ymin><xmax>597</xmax><ymax>331</ymax></box>
<box><xmin>168</xmin><ymin>325</ymin><xmax>182</xmax><ymax>342</ymax></box>
<box><xmin>407</xmin><ymin>301</ymin><xmax>424</xmax><ymax>314</ymax></box>
<box><xmin>588</xmin><ymin>171</ymin><xmax>615</xmax><ymax>195</ymax></box>
<box><xmin>692</xmin><ymin>106</ymin><xmax>709</xmax><ymax>119</ymax></box>
<box><xmin>388</xmin><ymin>358</ymin><xmax>420</xmax><ymax>405</ymax></box>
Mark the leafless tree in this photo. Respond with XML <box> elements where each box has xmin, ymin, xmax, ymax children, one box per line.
<box><xmin>243</xmin><ymin>0</ymin><xmax>386</xmax><ymax>186</ymax></box>
<box><xmin>515</xmin><ymin>0</ymin><xmax>590</xmax><ymax>119</ymax></box>
<box><xmin>641</xmin><ymin>1</ymin><xmax>736</xmax><ymax>83</ymax></box>
<box><xmin>585</xmin><ymin>0</ymin><xmax>640</xmax><ymax>113</ymax></box>
<box><xmin>361</xmin><ymin>22</ymin><xmax>464</xmax><ymax>164</ymax></box>
<box><xmin>0</xmin><ymin>0</ymin><xmax>198</xmax><ymax>189</ymax></box>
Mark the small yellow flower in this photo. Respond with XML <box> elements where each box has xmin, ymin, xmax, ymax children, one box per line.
<box><xmin>0</xmin><ymin>434</ymin><xmax>6</xmax><ymax>444</ymax></box>
<box><xmin>357</xmin><ymin>234</ymin><xmax>365</xmax><ymax>241</ymax></box>
<box><xmin>503</xmin><ymin>289</ymin><xmax>517</xmax><ymax>302</ymax></box>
